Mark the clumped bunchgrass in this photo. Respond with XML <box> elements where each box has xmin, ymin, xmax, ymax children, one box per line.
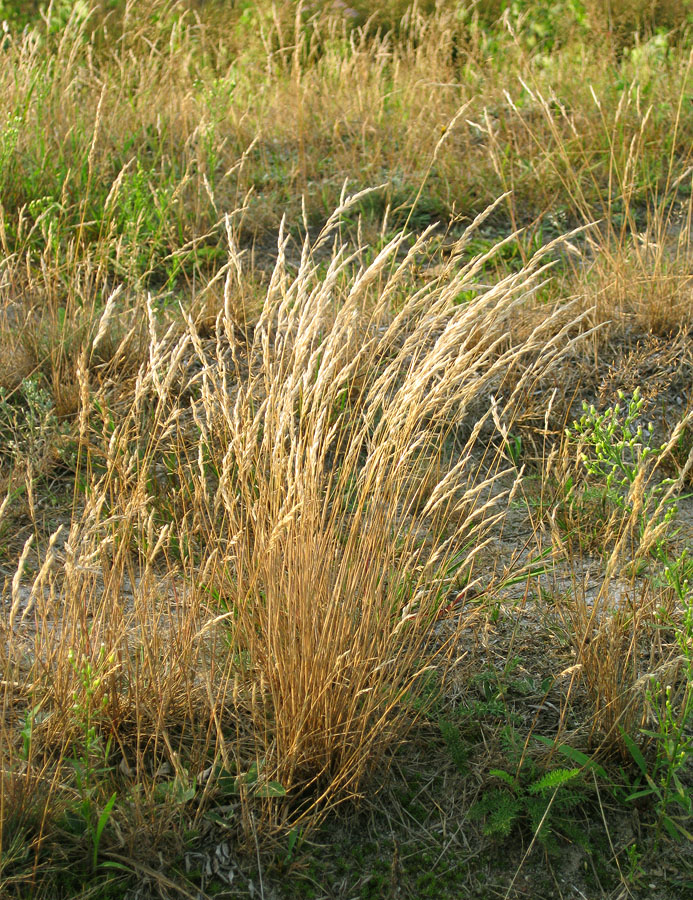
<box><xmin>1</xmin><ymin>2</ymin><xmax>693</xmax><ymax>897</ymax></box>
<box><xmin>0</xmin><ymin>190</ymin><xmax>588</xmax><ymax>870</ymax></box>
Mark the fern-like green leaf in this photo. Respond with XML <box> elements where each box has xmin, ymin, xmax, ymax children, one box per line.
<box><xmin>526</xmin><ymin>796</ymin><xmax>552</xmax><ymax>836</ymax></box>
<box><xmin>489</xmin><ymin>768</ymin><xmax>518</xmax><ymax>789</ymax></box>
<box><xmin>469</xmin><ymin>788</ymin><xmax>505</xmax><ymax>819</ymax></box>
<box><xmin>528</xmin><ymin>767</ymin><xmax>581</xmax><ymax>795</ymax></box>
<box><xmin>439</xmin><ymin>719</ymin><xmax>469</xmax><ymax>774</ymax></box>
<box><xmin>483</xmin><ymin>795</ymin><xmax>522</xmax><ymax>838</ymax></box>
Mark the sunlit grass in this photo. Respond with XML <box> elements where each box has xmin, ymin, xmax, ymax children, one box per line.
<box><xmin>0</xmin><ymin>2</ymin><xmax>692</xmax><ymax>897</ymax></box>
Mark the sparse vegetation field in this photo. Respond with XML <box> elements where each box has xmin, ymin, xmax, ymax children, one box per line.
<box><xmin>0</xmin><ymin>2</ymin><xmax>692</xmax><ymax>898</ymax></box>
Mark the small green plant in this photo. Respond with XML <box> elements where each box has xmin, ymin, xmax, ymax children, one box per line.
<box><xmin>0</xmin><ymin>114</ymin><xmax>21</xmax><ymax>193</ymax></box>
<box><xmin>623</xmin><ymin>841</ymin><xmax>646</xmax><ymax>887</ymax></box>
<box><xmin>65</xmin><ymin>646</ymin><xmax>117</xmax><ymax>872</ymax></box>
<box><xmin>0</xmin><ymin>375</ymin><xmax>68</xmax><ymax>470</ymax></box>
<box><xmin>505</xmin><ymin>432</ymin><xmax>523</xmax><ymax>468</ymax></box>
<box><xmin>284</xmin><ymin>826</ymin><xmax>304</xmax><ymax>867</ymax></box>
<box><xmin>469</xmin><ymin>727</ymin><xmax>591</xmax><ymax>854</ymax></box>
<box><xmin>564</xmin><ymin>388</ymin><xmax>684</xmax><ymax>554</ymax></box>
<box><xmin>113</xmin><ymin>158</ymin><xmax>186</xmax><ymax>282</ymax></box>
<box><xmin>19</xmin><ymin>704</ymin><xmax>45</xmax><ymax>760</ymax></box>
<box><xmin>438</xmin><ymin>718</ymin><xmax>470</xmax><ymax>775</ymax></box>
<box><xmin>451</xmin><ymin>657</ymin><xmax>552</xmax><ymax>729</ymax></box>
<box><xmin>619</xmin><ymin>554</ymin><xmax>693</xmax><ymax>847</ymax></box>
<box><xmin>210</xmin><ymin>760</ymin><xmax>287</xmax><ymax>801</ymax></box>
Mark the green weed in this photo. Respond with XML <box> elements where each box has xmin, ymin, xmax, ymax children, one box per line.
<box><xmin>0</xmin><ymin>375</ymin><xmax>70</xmax><ymax>472</ymax></box>
<box><xmin>64</xmin><ymin>646</ymin><xmax>118</xmax><ymax>873</ymax></box>
<box><xmin>562</xmin><ymin>388</ymin><xmax>688</xmax><ymax>556</ymax></box>
<box><xmin>619</xmin><ymin>554</ymin><xmax>693</xmax><ymax>847</ymax></box>
<box><xmin>469</xmin><ymin>727</ymin><xmax>592</xmax><ymax>854</ymax></box>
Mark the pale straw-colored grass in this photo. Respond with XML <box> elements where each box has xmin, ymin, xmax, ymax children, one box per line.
<box><xmin>1</xmin><ymin>195</ymin><xmax>588</xmax><ymax>846</ymax></box>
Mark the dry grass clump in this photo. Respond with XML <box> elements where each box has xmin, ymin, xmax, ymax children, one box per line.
<box><xmin>558</xmin><ymin>575</ymin><xmax>683</xmax><ymax>748</ymax></box>
<box><xmin>0</xmin><ymin>196</ymin><xmax>587</xmax><ymax>884</ymax></box>
<box><xmin>490</xmin><ymin>58</ymin><xmax>693</xmax><ymax>336</ymax></box>
<box><xmin>578</xmin><ymin>210</ymin><xmax>693</xmax><ymax>336</ymax></box>
<box><xmin>184</xmin><ymin>203</ymin><xmax>587</xmax><ymax>817</ymax></box>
